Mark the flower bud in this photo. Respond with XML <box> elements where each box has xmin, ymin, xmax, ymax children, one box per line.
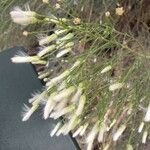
<box><xmin>144</xmin><ymin>102</ymin><xmax>150</xmax><ymax>122</ymax></box>
<box><xmin>105</xmin><ymin>11</ymin><xmax>110</xmax><ymax>17</ymax></box>
<box><xmin>56</xmin><ymin>48</ymin><xmax>72</xmax><ymax>58</ymax></box>
<box><xmin>38</xmin><ymin>45</ymin><xmax>56</xmax><ymax>57</ymax></box>
<box><xmin>80</xmin><ymin>123</ymin><xmax>89</xmax><ymax>136</ymax></box>
<box><xmin>116</xmin><ymin>7</ymin><xmax>124</xmax><ymax>16</ymax></box>
<box><xmin>138</xmin><ymin>122</ymin><xmax>144</xmax><ymax>133</ymax></box>
<box><xmin>23</xmin><ymin>31</ymin><xmax>28</xmax><ymax>36</ymax></box>
<box><xmin>142</xmin><ymin>130</ymin><xmax>148</xmax><ymax>144</ymax></box>
<box><xmin>39</xmin><ymin>34</ymin><xmax>57</xmax><ymax>45</ymax></box>
<box><xmin>101</xmin><ymin>65</ymin><xmax>112</xmax><ymax>74</ymax></box>
<box><xmin>59</xmin><ymin>33</ymin><xmax>74</xmax><ymax>41</ymax></box>
<box><xmin>55</xmin><ymin>29</ymin><xmax>68</xmax><ymax>35</ymax></box>
<box><xmin>73</xmin><ymin>18</ymin><xmax>81</xmax><ymax>25</ymax></box>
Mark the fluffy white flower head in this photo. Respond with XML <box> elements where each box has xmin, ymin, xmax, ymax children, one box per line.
<box><xmin>10</xmin><ymin>6</ymin><xmax>37</xmax><ymax>25</ymax></box>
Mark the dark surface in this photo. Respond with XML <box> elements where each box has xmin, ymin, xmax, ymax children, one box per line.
<box><xmin>0</xmin><ymin>47</ymin><xmax>78</xmax><ymax>150</ymax></box>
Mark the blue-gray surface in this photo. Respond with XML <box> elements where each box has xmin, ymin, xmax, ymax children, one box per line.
<box><xmin>0</xmin><ymin>47</ymin><xmax>78</xmax><ymax>150</ymax></box>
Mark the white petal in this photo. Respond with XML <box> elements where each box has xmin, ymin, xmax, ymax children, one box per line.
<box><xmin>38</xmin><ymin>45</ymin><xmax>56</xmax><ymax>57</ymax></box>
<box><xmin>75</xmin><ymin>95</ymin><xmax>86</xmax><ymax>116</ymax></box>
<box><xmin>73</xmin><ymin>126</ymin><xmax>84</xmax><ymax>137</ymax></box>
<box><xmin>50</xmin><ymin>122</ymin><xmax>61</xmax><ymax>137</ymax></box>
<box><xmin>142</xmin><ymin>130</ymin><xmax>148</xmax><ymax>144</ymax></box>
<box><xmin>44</xmin><ymin>94</ymin><xmax>56</xmax><ymax>119</ymax></box>
<box><xmin>22</xmin><ymin>104</ymin><xmax>38</xmax><ymax>121</ymax></box>
<box><xmin>113</xmin><ymin>124</ymin><xmax>126</xmax><ymax>141</ymax></box>
<box><xmin>80</xmin><ymin>123</ymin><xmax>89</xmax><ymax>136</ymax></box>
<box><xmin>56</xmin><ymin>48</ymin><xmax>72</xmax><ymax>58</ymax></box>
<box><xmin>144</xmin><ymin>102</ymin><xmax>150</xmax><ymax>122</ymax></box>
<box><xmin>138</xmin><ymin>122</ymin><xmax>144</xmax><ymax>133</ymax></box>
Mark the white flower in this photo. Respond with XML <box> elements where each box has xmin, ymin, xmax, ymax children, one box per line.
<box><xmin>11</xmin><ymin>52</ymin><xmax>44</xmax><ymax>64</ymax></box>
<box><xmin>23</xmin><ymin>31</ymin><xmax>28</xmax><ymax>36</ymax></box>
<box><xmin>50</xmin><ymin>105</ymin><xmax>75</xmax><ymax>119</ymax></box>
<box><xmin>73</xmin><ymin>126</ymin><xmax>84</xmax><ymax>137</ymax></box>
<box><xmin>55</xmin><ymin>29</ymin><xmax>68</xmax><ymax>35</ymax></box>
<box><xmin>11</xmin><ymin>55</ymin><xmax>29</xmax><ymax>63</ymax></box>
<box><xmin>142</xmin><ymin>130</ymin><xmax>148</xmax><ymax>144</ymax></box>
<box><xmin>113</xmin><ymin>124</ymin><xmax>126</xmax><ymax>141</ymax></box>
<box><xmin>144</xmin><ymin>102</ymin><xmax>150</xmax><ymax>122</ymax></box>
<box><xmin>43</xmin><ymin>78</ymin><xmax>48</xmax><ymax>82</ymax></box>
<box><xmin>71</xmin><ymin>86</ymin><xmax>82</xmax><ymax>103</ymax></box>
<box><xmin>22</xmin><ymin>104</ymin><xmax>38</xmax><ymax>121</ymax></box>
<box><xmin>10</xmin><ymin>7</ymin><xmax>37</xmax><ymax>25</ymax></box>
<box><xmin>65</xmin><ymin>115</ymin><xmax>80</xmax><ymax>134</ymax></box>
<box><xmin>58</xmin><ymin>33</ymin><xmax>74</xmax><ymax>41</ymax></box>
<box><xmin>46</xmin><ymin>70</ymin><xmax>70</xmax><ymax>88</ymax></box>
<box><xmin>80</xmin><ymin>123</ymin><xmax>89</xmax><ymax>136</ymax></box>
<box><xmin>60</xmin><ymin>42</ymin><xmax>74</xmax><ymax>49</ymax></box>
<box><xmin>56</xmin><ymin>41</ymin><xmax>65</xmax><ymax>49</ymax></box>
<box><xmin>39</xmin><ymin>34</ymin><xmax>57</xmax><ymax>46</ymax></box>
<box><xmin>101</xmin><ymin>65</ymin><xmax>112</xmax><ymax>74</ymax></box>
<box><xmin>50</xmin><ymin>122</ymin><xmax>61</xmax><ymax>137</ymax></box>
<box><xmin>54</xmin><ymin>98</ymin><xmax>68</xmax><ymax>111</ymax></box>
<box><xmin>38</xmin><ymin>45</ymin><xmax>56</xmax><ymax>57</ymax></box>
<box><xmin>98</xmin><ymin>123</ymin><xmax>106</xmax><ymax>142</ymax></box>
<box><xmin>32</xmin><ymin>91</ymin><xmax>47</xmax><ymax>106</ymax></box>
<box><xmin>31</xmin><ymin>60</ymin><xmax>46</xmax><ymax>65</ymax></box>
<box><xmin>116</xmin><ymin>7</ymin><xmax>124</xmax><ymax>16</ymax></box>
<box><xmin>109</xmin><ymin>82</ymin><xmax>124</xmax><ymax>91</ymax></box>
<box><xmin>57</xmin><ymin>81</ymin><xmax>66</xmax><ymax>92</ymax></box>
<box><xmin>75</xmin><ymin>95</ymin><xmax>86</xmax><ymax>116</ymax></box>
<box><xmin>11</xmin><ymin>53</ymin><xmax>36</xmax><ymax>63</ymax></box>
<box><xmin>70</xmin><ymin>60</ymin><xmax>82</xmax><ymax>71</ymax></box>
<box><xmin>38</xmin><ymin>71</ymin><xmax>50</xmax><ymax>79</ymax></box>
<box><xmin>56</xmin><ymin>124</ymin><xmax>67</xmax><ymax>136</ymax></box>
<box><xmin>107</xmin><ymin>119</ymin><xmax>116</xmax><ymax>131</ymax></box>
<box><xmin>105</xmin><ymin>11</ymin><xmax>110</xmax><ymax>17</ymax></box>
<box><xmin>56</xmin><ymin>48</ymin><xmax>72</xmax><ymax>58</ymax></box>
<box><xmin>56</xmin><ymin>40</ymin><xmax>74</xmax><ymax>49</ymax></box>
<box><xmin>138</xmin><ymin>122</ymin><xmax>144</xmax><ymax>133</ymax></box>
<box><xmin>86</xmin><ymin>122</ymin><xmax>99</xmax><ymax>150</ymax></box>
<box><xmin>28</xmin><ymin>92</ymin><xmax>41</xmax><ymax>103</ymax></box>
<box><xmin>44</xmin><ymin>93</ymin><xmax>57</xmax><ymax>119</ymax></box>
<box><xmin>53</xmin><ymin>86</ymin><xmax>75</xmax><ymax>102</ymax></box>
<box><xmin>73</xmin><ymin>17</ymin><xmax>81</xmax><ymax>25</ymax></box>
<box><xmin>49</xmin><ymin>18</ymin><xmax>68</xmax><ymax>24</ymax></box>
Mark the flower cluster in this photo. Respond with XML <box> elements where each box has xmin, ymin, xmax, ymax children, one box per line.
<box><xmin>10</xmin><ymin>3</ymin><xmax>150</xmax><ymax>150</ymax></box>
